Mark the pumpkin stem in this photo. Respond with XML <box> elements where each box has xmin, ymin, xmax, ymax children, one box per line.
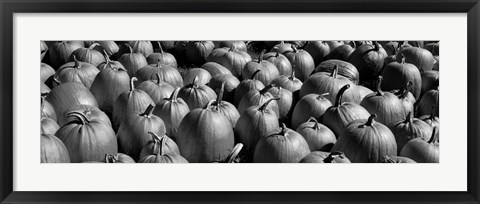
<box><xmin>258</xmin><ymin>98</ymin><xmax>280</xmax><ymax>111</ymax></box>
<box><xmin>66</xmin><ymin>111</ymin><xmax>89</xmax><ymax>125</ymax></box>
<box><xmin>148</xmin><ymin>131</ymin><xmax>162</xmax><ymax>144</ymax></box>
<box><xmin>130</xmin><ymin>77</ymin><xmax>137</xmax><ymax>91</ymax></box>
<box><xmin>334</xmin><ymin>85</ymin><xmax>350</xmax><ymax>107</ymax></box>
<box><xmin>375</xmin><ymin>76</ymin><xmax>384</xmax><ymax>96</ymax></box>
<box><xmin>259</xmin><ymin>84</ymin><xmax>274</xmax><ymax>95</ymax></box>
<box><xmin>330</xmin><ymin>65</ymin><xmax>338</xmax><ymax>78</ymax></box>
<box><xmin>428</xmin><ymin>127</ymin><xmax>438</xmax><ymax>144</ymax></box>
<box><xmin>155</xmin><ymin>73</ymin><xmax>161</xmax><ymax>85</ymax></box>
<box><xmin>401</xmin><ymin>53</ymin><xmax>406</xmax><ymax>64</ymax></box>
<box><xmin>102</xmin><ymin>49</ymin><xmax>111</xmax><ymax>64</ymax></box>
<box><xmin>383</xmin><ymin>155</ymin><xmax>396</xmax><ymax>163</ymax></box>
<box><xmin>307</xmin><ymin>117</ymin><xmax>320</xmax><ymax>130</ymax></box>
<box><xmin>72</xmin><ymin>55</ymin><xmax>80</xmax><ymax>69</ymax></box>
<box><xmin>258</xmin><ymin>49</ymin><xmax>266</xmax><ymax>63</ymax></box>
<box><xmin>398</xmin><ymin>81</ymin><xmax>412</xmax><ymax>98</ymax></box>
<box><xmin>191</xmin><ymin>76</ymin><xmax>199</xmax><ymax>88</ymax></box>
<box><xmin>158</xmin><ymin>134</ymin><xmax>167</xmax><ymax>156</ymax></box>
<box><xmin>323</xmin><ymin>151</ymin><xmax>345</xmax><ymax>163</ymax></box>
<box><xmin>350</xmin><ymin>41</ymin><xmax>356</xmax><ymax>49</ymax></box>
<box><xmin>168</xmin><ymin>88</ymin><xmax>181</xmax><ymax>102</ymax></box>
<box><xmin>205</xmin><ymin>99</ymin><xmax>216</xmax><ymax>110</ymax></box>
<box><xmin>251</xmin><ymin>69</ymin><xmax>261</xmax><ymax>80</ymax></box>
<box><xmin>225</xmin><ymin>143</ymin><xmax>243</xmax><ymax>163</ymax></box>
<box><xmin>316</xmin><ymin>93</ymin><xmax>329</xmax><ymax>100</ymax></box>
<box><xmin>88</xmin><ymin>43</ymin><xmax>100</xmax><ymax>50</ymax></box>
<box><xmin>404</xmin><ymin>112</ymin><xmax>412</xmax><ymax>123</ymax></box>
<box><xmin>275</xmin><ymin>50</ymin><xmax>279</xmax><ymax>57</ymax></box>
<box><xmin>291</xmin><ymin>45</ymin><xmax>298</xmax><ymax>53</ymax></box>
<box><xmin>286</xmin><ymin>71</ymin><xmax>295</xmax><ymax>81</ymax></box>
<box><xmin>216</xmin><ymin>82</ymin><xmax>225</xmax><ymax>107</ymax></box>
<box><xmin>391</xmin><ymin>44</ymin><xmax>397</xmax><ymax>55</ymax></box>
<box><xmin>364</xmin><ymin>114</ymin><xmax>377</xmax><ymax>126</ymax></box>
<box><xmin>429</xmin><ymin>105</ymin><xmax>436</xmax><ymax>120</ymax></box>
<box><xmin>126</xmin><ymin>43</ymin><xmax>133</xmax><ymax>54</ymax></box>
<box><xmin>280</xmin><ymin>123</ymin><xmax>288</xmax><ymax>136</ymax></box>
<box><xmin>141</xmin><ymin>104</ymin><xmax>155</xmax><ymax>117</ymax></box>
<box><xmin>157</xmin><ymin>41</ymin><xmax>164</xmax><ymax>53</ymax></box>
<box><xmin>104</xmin><ymin>154</ymin><xmax>111</xmax><ymax>163</ymax></box>
<box><xmin>373</xmin><ymin>41</ymin><xmax>380</xmax><ymax>51</ymax></box>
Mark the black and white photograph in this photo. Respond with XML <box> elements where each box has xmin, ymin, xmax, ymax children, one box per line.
<box><xmin>40</xmin><ymin>40</ymin><xmax>440</xmax><ymax>163</ymax></box>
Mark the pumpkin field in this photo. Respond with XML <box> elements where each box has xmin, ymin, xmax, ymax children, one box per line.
<box><xmin>40</xmin><ymin>41</ymin><xmax>439</xmax><ymax>163</ymax></box>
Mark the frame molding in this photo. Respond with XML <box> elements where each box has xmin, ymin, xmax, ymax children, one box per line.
<box><xmin>1</xmin><ymin>0</ymin><xmax>479</xmax><ymax>203</ymax></box>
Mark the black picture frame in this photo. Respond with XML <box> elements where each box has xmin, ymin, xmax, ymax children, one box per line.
<box><xmin>1</xmin><ymin>0</ymin><xmax>479</xmax><ymax>203</ymax></box>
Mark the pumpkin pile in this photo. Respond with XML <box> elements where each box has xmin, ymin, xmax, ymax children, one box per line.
<box><xmin>40</xmin><ymin>41</ymin><xmax>439</xmax><ymax>163</ymax></box>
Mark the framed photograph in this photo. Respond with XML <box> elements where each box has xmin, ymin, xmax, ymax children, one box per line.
<box><xmin>1</xmin><ymin>0</ymin><xmax>479</xmax><ymax>203</ymax></box>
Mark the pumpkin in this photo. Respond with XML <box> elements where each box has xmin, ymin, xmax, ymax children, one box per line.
<box><xmin>157</xmin><ymin>41</ymin><xmax>176</xmax><ymax>52</ymax></box>
<box><xmin>380</xmin><ymin>56</ymin><xmax>422</xmax><ymax>99</ymax></box>
<box><xmin>347</xmin><ymin>41</ymin><xmax>388</xmax><ymax>82</ymax></box>
<box><xmin>55</xmin><ymin>56</ymin><xmax>100</xmax><ymax>89</ymax></box>
<box><xmin>323</xmin><ymin>84</ymin><xmax>370</xmax><ymax>138</ymax></box>
<box><xmin>235</xmin><ymin>98</ymin><xmax>280</xmax><ymax>161</ymax></box>
<box><xmin>267</xmin><ymin>85</ymin><xmax>293</xmax><ymax>120</ymax></box>
<box><xmin>234</xmin><ymin>70</ymin><xmax>265</xmax><ymax>106</ymax></box>
<box><xmin>135</xmin><ymin>62</ymin><xmax>183</xmax><ymax>88</ymax></box>
<box><xmin>331</xmin><ymin>114</ymin><xmax>397</xmax><ymax>163</ymax></box>
<box><xmin>291</xmin><ymin>93</ymin><xmax>332</xmax><ymax>129</ymax></box>
<box><xmin>98</xmin><ymin>153</ymin><xmax>135</xmax><ymax>163</ymax></box>
<box><xmin>253</xmin><ymin>123</ymin><xmax>311</xmax><ymax>163</ymax></box>
<box><xmin>418</xmin><ymin>105</ymin><xmax>440</xmax><ymax>139</ymax></box>
<box><xmin>382</xmin><ymin>155</ymin><xmax>417</xmax><ymax>163</ymax></box>
<box><xmin>383</xmin><ymin>42</ymin><xmax>399</xmax><ymax>56</ymax></box>
<box><xmin>271</xmin><ymin>41</ymin><xmax>294</xmax><ymax>54</ymax></box>
<box><xmin>383</xmin><ymin>44</ymin><xmax>399</xmax><ymax>66</ymax></box>
<box><xmin>296</xmin><ymin>117</ymin><xmax>336</xmax><ymax>151</ymax></box>
<box><xmin>41</xmin><ymin>94</ymin><xmax>57</xmax><ymax>121</ymax></box>
<box><xmin>93</xmin><ymin>41</ymin><xmax>119</xmax><ymax>56</ymax></box>
<box><xmin>201</xmin><ymin>62</ymin><xmax>233</xmax><ymax>76</ymax></box>
<box><xmin>238</xmin><ymin>85</ymin><xmax>280</xmax><ymax>117</ymax></box>
<box><xmin>41</xmin><ymin>133</ymin><xmax>70</xmax><ymax>163</ymax></box>
<box><xmin>417</xmin><ymin>87</ymin><xmax>439</xmax><ymax>117</ymax></box>
<box><xmin>177</xmin><ymin>100</ymin><xmax>235</xmax><ymax>163</ymax></box>
<box><xmin>41</xmin><ymin>82</ymin><xmax>51</xmax><ymax>94</ymax></box>
<box><xmin>139</xmin><ymin>132</ymin><xmax>180</xmax><ymax>159</ymax></box>
<box><xmin>138</xmin><ymin>137</ymin><xmax>188</xmax><ymax>163</ymax></box>
<box><xmin>90</xmin><ymin>54</ymin><xmax>130</xmax><ymax>116</ymax></box>
<box><xmin>112</xmin><ymin>77</ymin><xmax>155</xmax><ymax>130</ymax></box>
<box><xmin>324</xmin><ymin>42</ymin><xmax>355</xmax><ymax>61</ymax></box>
<box><xmin>208</xmin><ymin>74</ymin><xmax>240</xmax><ymax>103</ymax></box>
<box><xmin>136</xmin><ymin>73</ymin><xmax>174</xmax><ymax>105</ymax></box>
<box><xmin>118</xmin><ymin>44</ymin><xmax>148</xmax><ymax>77</ymax></box>
<box><xmin>400</xmin><ymin>128</ymin><xmax>439</xmax><ymax>163</ymax></box>
<box><xmin>300</xmin><ymin>65</ymin><xmax>360</xmax><ymax>104</ymax></box>
<box><xmin>178</xmin><ymin>76</ymin><xmax>217</xmax><ymax>110</ymax></box>
<box><xmin>284</xmin><ymin>45</ymin><xmax>315</xmax><ymax>81</ymax></box>
<box><xmin>326</xmin><ymin>41</ymin><xmax>345</xmax><ymax>50</ymax></box>
<box><xmin>183</xmin><ymin>68</ymin><xmax>212</xmax><ymax>86</ymax></box>
<box><xmin>146</xmin><ymin>42</ymin><xmax>178</xmax><ymax>68</ymax></box>
<box><xmin>299</xmin><ymin>151</ymin><xmax>351</xmax><ymax>163</ymax></box>
<box><xmin>41</xmin><ymin>63</ymin><xmax>55</xmax><ymax>83</ymax></box>
<box><xmin>68</xmin><ymin>43</ymin><xmax>106</xmax><ymax>67</ymax></box>
<box><xmin>397</xmin><ymin>47</ymin><xmax>436</xmax><ymax>71</ymax></box>
<box><xmin>56</xmin><ymin>111</ymin><xmax>117</xmax><ymax>163</ymax></box>
<box><xmin>58</xmin><ymin>104</ymin><xmax>111</xmax><ymax>128</ymax></box>
<box><xmin>242</xmin><ymin>50</ymin><xmax>280</xmax><ymax>86</ymax></box>
<box><xmin>153</xmin><ymin>88</ymin><xmax>190</xmax><ymax>140</ymax></box>
<box><xmin>421</xmin><ymin>70</ymin><xmax>439</xmax><ymax>96</ymax></box>
<box><xmin>314</xmin><ymin>59</ymin><xmax>359</xmax><ymax>85</ymax></box>
<box><xmin>41</xmin><ymin>117</ymin><xmax>60</xmax><ymax>135</ymax></box>
<box><xmin>357</xmin><ymin>85</ymin><xmax>373</xmax><ymax>101</ymax></box>
<box><xmin>209</xmin><ymin>82</ymin><xmax>240</xmax><ymax>128</ymax></box>
<box><xmin>360</xmin><ymin>76</ymin><xmax>407</xmax><ymax>128</ymax></box>
<box><xmin>126</xmin><ymin>41</ymin><xmax>154</xmax><ymax>58</ymax></box>
<box><xmin>216</xmin><ymin>41</ymin><xmax>248</xmax><ymax>52</ymax></box>
<box><xmin>207</xmin><ymin>47</ymin><xmax>252</xmax><ymax>78</ymax></box>
<box><xmin>186</xmin><ymin>41</ymin><xmax>215</xmax><ymax>66</ymax></box>
<box><xmin>263</xmin><ymin>51</ymin><xmax>293</xmax><ymax>76</ymax></box>
<box><xmin>271</xmin><ymin>71</ymin><xmax>303</xmax><ymax>94</ymax></box>
<box><xmin>48</xmin><ymin>41</ymin><xmax>84</xmax><ymax>69</ymax></box>
<box><xmin>45</xmin><ymin>82</ymin><xmax>98</xmax><ymax>120</ymax></box>
<box><xmin>174</xmin><ymin>41</ymin><xmax>188</xmax><ymax>56</ymax></box>
<box><xmin>392</xmin><ymin>112</ymin><xmax>433</xmax><ymax>153</ymax></box>
<box><xmin>303</xmin><ymin>41</ymin><xmax>330</xmax><ymax>66</ymax></box>
<box><xmin>117</xmin><ymin>104</ymin><xmax>167</xmax><ymax>160</ymax></box>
